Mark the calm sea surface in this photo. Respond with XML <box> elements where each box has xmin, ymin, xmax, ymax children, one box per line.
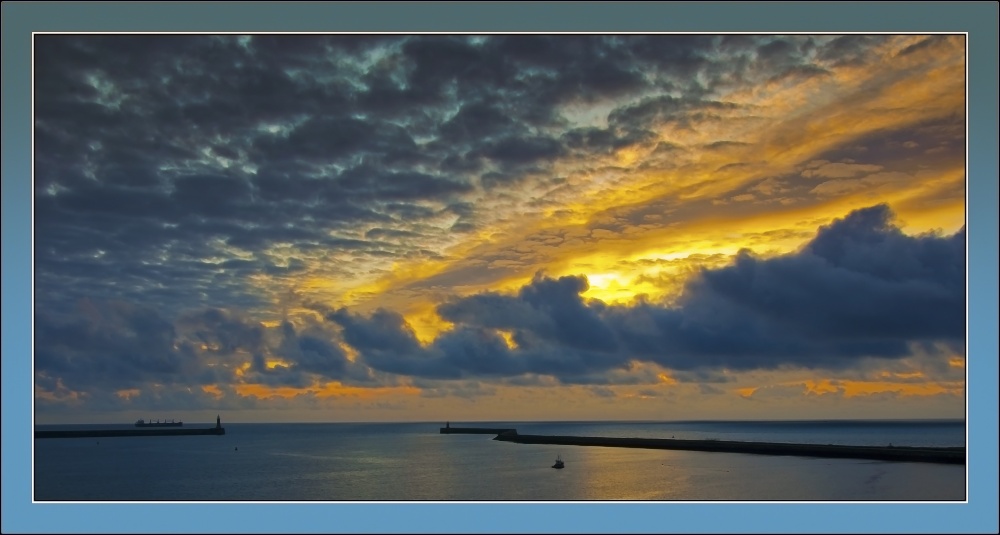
<box><xmin>33</xmin><ymin>420</ymin><xmax>965</xmax><ymax>501</ymax></box>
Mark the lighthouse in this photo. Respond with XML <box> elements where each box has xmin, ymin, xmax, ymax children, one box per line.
<box><xmin>216</xmin><ymin>415</ymin><xmax>221</xmax><ymax>429</ymax></box>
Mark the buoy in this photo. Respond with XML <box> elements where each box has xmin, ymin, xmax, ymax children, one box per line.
<box><xmin>235</xmin><ymin>447</ymin><xmax>238</xmax><ymax>451</ymax></box>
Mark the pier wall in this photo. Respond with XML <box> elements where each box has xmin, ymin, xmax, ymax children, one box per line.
<box><xmin>490</xmin><ymin>432</ymin><xmax>964</xmax><ymax>465</ymax></box>
<box><xmin>440</xmin><ymin>427</ymin><xmax>516</xmax><ymax>435</ymax></box>
<box><xmin>35</xmin><ymin>427</ymin><xmax>225</xmax><ymax>439</ymax></box>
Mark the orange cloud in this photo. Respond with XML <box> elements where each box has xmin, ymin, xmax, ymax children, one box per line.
<box><xmin>657</xmin><ymin>373</ymin><xmax>678</xmax><ymax>385</ymax></box>
<box><xmin>802</xmin><ymin>378</ymin><xmax>962</xmax><ymax>398</ymax></box>
<box><xmin>235</xmin><ymin>384</ymin><xmax>312</xmax><ymax>399</ymax></box>
<box><xmin>234</xmin><ymin>381</ymin><xmax>420</xmax><ymax>400</ymax></box>
<box><xmin>115</xmin><ymin>388</ymin><xmax>141</xmax><ymax>400</ymax></box>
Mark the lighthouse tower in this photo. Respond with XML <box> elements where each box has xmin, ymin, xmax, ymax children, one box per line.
<box><xmin>216</xmin><ymin>415</ymin><xmax>221</xmax><ymax>429</ymax></box>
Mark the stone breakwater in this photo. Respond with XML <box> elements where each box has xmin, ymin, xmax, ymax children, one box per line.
<box><xmin>435</xmin><ymin>426</ymin><xmax>963</xmax><ymax>465</ymax></box>
<box><xmin>440</xmin><ymin>426</ymin><xmax>516</xmax><ymax>435</ymax></box>
<box><xmin>35</xmin><ymin>427</ymin><xmax>225</xmax><ymax>439</ymax></box>
<box><xmin>491</xmin><ymin>431</ymin><xmax>964</xmax><ymax>465</ymax></box>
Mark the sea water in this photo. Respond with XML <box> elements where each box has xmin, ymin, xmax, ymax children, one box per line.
<box><xmin>32</xmin><ymin>420</ymin><xmax>966</xmax><ymax>501</ymax></box>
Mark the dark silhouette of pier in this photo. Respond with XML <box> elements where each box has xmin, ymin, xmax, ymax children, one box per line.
<box><xmin>440</xmin><ymin>425</ymin><xmax>964</xmax><ymax>465</ymax></box>
<box><xmin>35</xmin><ymin>415</ymin><xmax>227</xmax><ymax>439</ymax></box>
<box><xmin>439</xmin><ymin>423</ymin><xmax>516</xmax><ymax>435</ymax></box>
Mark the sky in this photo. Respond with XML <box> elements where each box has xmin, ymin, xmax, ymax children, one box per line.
<box><xmin>32</xmin><ymin>34</ymin><xmax>967</xmax><ymax>424</ymax></box>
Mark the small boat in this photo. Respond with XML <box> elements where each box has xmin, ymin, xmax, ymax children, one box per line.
<box><xmin>552</xmin><ymin>455</ymin><xmax>564</xmax><ymax>469</ymax></box>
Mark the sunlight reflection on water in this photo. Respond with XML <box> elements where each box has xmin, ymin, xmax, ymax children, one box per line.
<box><xmin>33</xmin><ymin>421</ymin><xmax>965</xmax><ymax>501</ymax></box>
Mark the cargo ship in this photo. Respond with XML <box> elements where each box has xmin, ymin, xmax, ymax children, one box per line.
<box><xmin>37</xmin><ymin>416</ymin><xmax>225</xmax><ymax>439</ymax></box>
<box><xmin>135</xmin><ymin>419</ymin><xmax>182</xmax><ymax>427</ymax></box>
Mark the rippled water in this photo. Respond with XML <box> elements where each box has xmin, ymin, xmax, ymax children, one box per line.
<box><xmin>33</xmin><ymin>420</ymin><xmax>965</xmax><ymax>501</ymax></box>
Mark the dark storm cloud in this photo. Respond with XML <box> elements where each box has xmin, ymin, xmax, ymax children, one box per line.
<box><xmin>754</xmin><ymin>38</ymin><xmax>824</xmax><ymax>76</ymax></box>
<box><xmin>326</xmin><ymin>278</ymin><xmax>627</xmax><ymax>380</ymax></box>
<box><xmin>477</xmin><ymin>135</ymin><xmax>566</xmax><ymax>167</ymax></box>
<box><xmin>808</xmin><ymin>114</ymin><xmax>965</xmax><ymax>174</ymax></box>
<box><xmin>895</xmin><ymin>36</ymin><xmax>947</xmax><ymax>58</ymax></box>
<box><xmin>335</xmin><ymin>164</ymin><xmax>473</xmax><ymax>201</ymax></box>
<box><xmin>325</xmin><ymin>307</ymin><xmax>471</xmax><ymax>379</ymax></box>
<box><xmin>365</xmin><ymin>228</ymin><xmax>424</xmax><ymax>241</ymax></box>
<box><xmin>796</xmin><ymin>205</ymin><xmax>964</xmax><ymax>338</ymax></box>
<box><xmin>817</xmin><ymin>35</ymin><xmax>890</xmax><ymax>67</ymax></box>
<box><xmin>234</xmin><ymin>320</ymin><xmax>374</xmax><ymax>387</ymax></box>
<box><xmin>767</xmin><ymin>64</ymin><xmax>831</xmax><ymax>84</ymax></box>
<box><xmin>33</xmin><ymin>200</ymin><xmax>964</xmax><ymax>398</ymax></box>
<box><xmin>417</xmin><ymin>35</ymin><xmax>651</xmax><ymax>109</ymax></box>
<box><xmin>35</xmin><ymin>34</ymin><xmax>889</xmax><ymax>321</ymax></box>
<box><xmin>608</xmin><ymin>95</ymin><xmax>743</xmax><ymax>131</ymax></box>
<box><xmin>756</xmin><ymin>39</ymin><xmax>797</xmax><ymax>64</ymax></box>
<box><xmin>328</xmin><ymin>307</ymin><xmax>416</xmax><ymax>351</ymax></box>
<box><xmin>328</xmin><ymin>204</ymin><xmax>964</xmax><ymax>381</ymax></box>
<box><xmin>562</xmin><ymin>127</ymin><xmax>658</xmax><ymax>155</ymax></box>
<box><xmin>606</xmin><ymin>204</ymin><xmax>964</xmax><ymax>371</ymax></box>
<box><xmin>34</xmin><ymin>300</ymin><xmax>209</xmax><ymax>392</ymax></box>
<box><xmin>438</xmin><ymin>101</ymin><xmax>525</xmax><ymax>142</ymax></box>
<box><xmin>279</xmin><ymin>325</ymin><xmax>346</xmax><ymax>376</ymax></box>
<box><xmin>256</xmin><ymin>117</ymin><xmax>419</xmax><ymax>163</ymax></box>
<box><xmin>274</xmin><ymin>321</ymin><xmax>350</xmax><ymax>378</ymax></box>
<box><xmin>488</xmin><ymin>36</ymin><xmax>650</xmax><ymax>106</ymax></box>
<box><xmin>33</xmin><ymin>300</ymin><xmax>393</xmax><ymax>398</ymax></box>
<box><xmin>175</xmin><ymin>308</ymin><xmax>265</xmax><ymax>354</ymax></box>
<box><xmin>401</xmin><ymin>37</ymin><xmax>490</xmax><ymax>94</ymax></box>
<box><xmin>439</xmin><ymin>276</ymin><xmax>619</xmax><ymax>355</ymax></box>
<box><xmin>171</xmin><ymin>174</ymin><xmax>254</xmax><ymax>213</ymax></box>
<box><xmin>627</xmin><ymin>35</ymin><xmax>718</xmax><ymax>83</ymax></box>
<box><xmin>510</xmin><ymin>274</ymin><xmax>618</xmax><ymax>352</ymax></box>
<box><xmin>35</xmin><ymin>35</ymin><xmax>939</xmax><ymax>406</ymax></box>
<box><xmin>35</xmin><ymin>35</ymin><xmax>601</xmax><ymax>317</ymax></box>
